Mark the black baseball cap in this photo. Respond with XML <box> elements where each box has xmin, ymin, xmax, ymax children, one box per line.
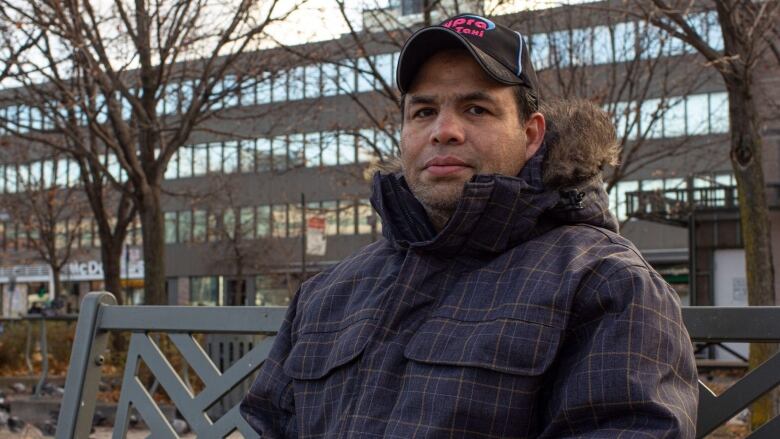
<box><xmin>397</xmin><ymin>14</ymin><xmax>539</xmax><ymax>97</ymax></box>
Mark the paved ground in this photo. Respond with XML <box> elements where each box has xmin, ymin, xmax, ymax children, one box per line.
<box><xmin>0</xmin><ymin>426</ymin><xmax>243</xmax><ymax>438</ymax></box>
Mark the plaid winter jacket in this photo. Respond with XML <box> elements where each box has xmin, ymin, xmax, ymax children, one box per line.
<box><xmin>241</xmin><ymin>114</ymin><xmax>698</xmax><ymax>438</ymax></box>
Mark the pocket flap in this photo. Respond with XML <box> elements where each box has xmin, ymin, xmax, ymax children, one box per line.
<box><xmin>284</xmin><ymin>318</ymin><xmax>376</xmax><ymax>380</ymax></box>
<box><xmin>404</xmin><ymin>317</ymin><xmax>561</xmax><ymax>376</ymax></box>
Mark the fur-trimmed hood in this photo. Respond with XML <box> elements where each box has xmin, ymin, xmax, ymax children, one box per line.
<box><xmin>370</xmin><ymin>98</ymin><xmax>621</xmax><ymax>256</ymax></box>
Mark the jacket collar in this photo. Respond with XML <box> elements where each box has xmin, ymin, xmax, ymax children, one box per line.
<box><xmin>370</xmin><ymin>144</ymin><xmax>618</xmax><ymax>257</ymax></box>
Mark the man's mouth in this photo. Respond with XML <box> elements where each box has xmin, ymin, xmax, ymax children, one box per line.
<box><xmin>423</xmin><ymin>156</ymin><xmax>471</xmax><ymax>177</ymax></box>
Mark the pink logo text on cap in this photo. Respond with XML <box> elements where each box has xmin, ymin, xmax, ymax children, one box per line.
<box><xmin>441</xmin><ymin>15</ymin><xmax>496</xmax><ymax>38</ymax></box>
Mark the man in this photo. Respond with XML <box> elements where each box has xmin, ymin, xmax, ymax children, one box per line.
<box><xmin>242</xmin><ymin>14</ymin><xmax>698</xmax><ymax>438</ymax></box>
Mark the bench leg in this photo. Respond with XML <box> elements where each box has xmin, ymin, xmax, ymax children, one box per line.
<box><xmin>55</xmin><ymin>292</ymin><xmax>116</xmax><ymax>439</ymax></box>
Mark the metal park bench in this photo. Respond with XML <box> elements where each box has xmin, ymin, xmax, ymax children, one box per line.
<box><xmin>54</xmin><ymin>292</ymin><xmax>780</xmax><ymax>438</ymax></box>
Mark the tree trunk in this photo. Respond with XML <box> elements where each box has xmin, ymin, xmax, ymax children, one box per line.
<box><xmin>51</xmin><ymin>267</ymin><xmax>62</xmax><ymax>299</ymax></box>
<box><xmin>102</xmin><ymin>240</ymin><xmax>125</xmax><ymax>305</ymax></box>
<box><xmin>727</xmin><ymin>79</ymin><xmax>778</xmax><ymax>428</ymax></box>
<box><xmin>140</xmin><ymin>186</ymin><xmax>167</xmax><ymax>305</ymax></box>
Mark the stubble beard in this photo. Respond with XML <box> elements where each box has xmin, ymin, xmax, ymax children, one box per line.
<box><xmin>406</xmin><ymin>177</ymin><xmax>466</xmax><ymax>231</ymax></box>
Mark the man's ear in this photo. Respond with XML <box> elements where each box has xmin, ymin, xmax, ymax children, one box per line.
<box><xmin>524</xmin><ymin>112</ymin><xmax>546</xmax><ymax>160</ymax></box>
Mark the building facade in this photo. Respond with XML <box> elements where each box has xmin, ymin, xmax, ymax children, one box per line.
<box><xmin>0</xmin><ymin>0</ymin><xmax>778</xmax><ymax>316</ymax></box>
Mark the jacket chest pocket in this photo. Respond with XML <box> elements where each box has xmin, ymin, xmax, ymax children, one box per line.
<box><xmin>283</xmin><ymin>318</ymin><xmax>376</xmax><ymax>380</ymax></box>
<box><xmin>395</xmin><ymin>317</ymin><xmax>562</xmax><ymax>437</ymax></box>
<box><xmin>282</xmin><ymin>319</ymin><xmax>376</xmax><ymax>435</ymax></box>
<box><xmin>404</xmin><ymin>316</ymin><xmax>561</xmax><ymax>374</ymax></box>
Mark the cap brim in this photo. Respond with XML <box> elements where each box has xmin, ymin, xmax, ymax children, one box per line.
<box><xmin>397</xmin><ymin>27</ymin><xmax>524</xmax><ymax>94</ymax></box>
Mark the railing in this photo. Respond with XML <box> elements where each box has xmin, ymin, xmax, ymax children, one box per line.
<box><xmin>625</xmin><ymin>185</ymin><xmax>739</xmax><ymax>223</ymax></box>
<box><xmin>53</xmin><ymin>292</ymin><xmax>780</xmax><ymax>438</ymax></box>
<box><xmin>0</xmin><ymin>314</ymin><xmax>78</xmax><ymax>397</ymax></box>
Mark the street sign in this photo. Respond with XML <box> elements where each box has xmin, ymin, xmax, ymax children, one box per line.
<box><xmin>306</xmin><ymin>216</ymin><xmax>327</xmax><ymax>256</ymax></box>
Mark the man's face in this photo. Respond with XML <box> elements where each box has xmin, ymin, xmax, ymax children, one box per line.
<box><xmin>400</xmin><ymin>50</ymin><xmax>543</xmax><ymax>214</ymax></box>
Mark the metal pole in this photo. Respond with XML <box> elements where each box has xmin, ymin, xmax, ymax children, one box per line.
<box><xmin>301</xmin><ymin>193</ymin><xmax>306</xmax><ymax>280</ymax></box>
<box><xmin>125</xmin><ymin>245</ymin><xmax>130</xmax><ymax>302</ymax></box>
<box><xmin>25</xmin><ymin>319</ymin><xmax>33</xmax><ymax>373</ymax></box>
<box><xmin>34</xmin><ymin>316</ymin><xmax>48</xmax><ymax>397</ymax></box>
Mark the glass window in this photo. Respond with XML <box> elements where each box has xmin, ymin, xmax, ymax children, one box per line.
<box><xmin>374</xmin><ymin>53</ymin><xmax>394</xmax><ymax>88</ymax></box>
<box><xmin>339</xmin><ymin>132</ymin><xmax>355</xmax><ymax>164</ymax></box>
<box><xmin>256</xmin><ymin>72</ymin><xmax>272</xmax><ymax>104</ymax></box>
<box><xmin>223</xmin><ymin>75</ymin><xmax>238</xmax><ymax>108</ymax></box>
<box><xmin>178</xmin><ymin>146</ymin><xmax>192</xmax><ymax>178</ymax></box>
<box><xmin>255</xmin><ymin>274</ymin><xmax>293</xmax><ymax>306</ymax></box>
<box><xmin>190</xmin><ymin>277</ymin><xmax>219</xmax><ymax>306</ymax></box>
<box><xmin>193</xmin><ymin>210</ymin><xmax>207</xmax><ymax>243</ymax></box>
<box><xmin>663</xmin><ymin>97</ymin><xmax>686</xmax><ymax>137</ymax></box>
<box><xmin>640</xmin><ymin>98</ymin><xmax>663</xmax><ymax>139</ymax></box>
<box><xmin>288</xmin><ymin>133</ymin><xmax>305</xmax><ymax>168</ymax></box>
<box><xmin>356</xmin><ymin>57</ymin><xmax>374</xmax><ymax>92</ymax></box>
<box><xmin>165</xmin><ymin>212</ymin><xmax>177</xmax><ymax>243</ymax></box>
<box><xmin>570</xmin><ymin>28</ymin><xmax>593</xmax><ymax>66</ymax></box>
<box><xmin>240</xmin><ymin>140</ymin><xmax>255</xmax><ymax>173</ymax></box>
<box><xmin>288</xmin><ymin>67</ymin><xmax>304</xmax><ymax>101</ymax></box>
<box><xmin>55</xmin><ymin>159</ymin><xmax>68</xmax><ymax>187</ymax></box>
<box><xmin>612</xmin><ymin>101</ymin><xmax>638</xmax><ymax>141</ymax></box>
<box><xmin>615</xmin><ymin>180</ymin><xmax>639</xmax><ymax>221</ymax></box>
<box><xmin>240</xmin><ymin>207</ymin><xmax>254</xmax><ymax>240</ymax></box>
<box><xmin>322</xmin><ymin>201</ymin><xmax>338</xmax><ymax>236</ymax></box>
<box><xmin>193</xmin><ymin>144</ymin><xmax>208</xmax><ymax>176</ymax></box>
<box><xmin>0</xmin><ymin>166</ymin><xmax>5</xmax><ymax>193</ymax></box>
<box><xmin>705</xmin><ymin>11</ymin><xmax>724</xmax><ymax>51</ymax></box>
<box><xmin>709</xmin><ymin>92</ymin><xmax>729</xmax><ymax>133</ymax></box>
<box><xmin>239</xmin><ymin>76</ymin><xmax>255</xmax><ymax>107</ymax></box>
<box><xmin>223</xmin><ymin>209</ymin><xmax>236</xmax><ymax>240</ymax></box>
<box><xmin>165</xmin><ymin>150</ymin><xmax>179</xmax><ymax>179</ymax></box>
<box><xmin>686</xmin><ymin>94</ymin><xmax>710</xmax><ymax>135</ymax></box>
<box><xmin>178</xmin><ymin>210</ymin><xmax>192</xmax><ymax>243</ymax></box>
<box><xmin>256</xmin><ymin>205</ymin><xmax>271</xmax><ymax>237</ymax></box>
<box><xmin>165</xmin><ymin>82</ymin><xmax>179</xmax><ymax>114</ymax></box>
<box><xmin>207</xmin><ymin>212</ymin><xmax>219</xmax><ymax>242</ymax></box>
<box><xmin>592</xmin><ymin>26</ymin><xmax>613</xmax><ymax>64</ymax></box>
<box><xmin>339</xmin><ymin>199</ymin><xmax>355</xmax><ymax>235</ymax></box>
<box><xmin>637</xmin><ymin>21</ymin><xmax>662</xmax><ymax>60</ymax></box>
<box><xmin>338</xmin><ymin>63</ymin><xmax>355</xmax><ymax>94</ymax></box>
<box><xmin>613</xmin><ymin>22</ymin><xmax>636</xmax><ymax>62</ymax></box>
<box><xmin>357</xmin><ymin>199</ymin><xmax>376</xmax><ymax>235</ymax></box>
<box><xmin>304</xmin><ymin>64</ymin><xmax>321</xmax><ymax>99</ymax></box>
<box><xmin>288</xmin><ymin>204</ymin><xmax>302</xmax><ymax>237</ymax></box>
<box><xmin>272</xmin><ymin>136</ymin><xmax>287</xmax><ymax>171</ymax></box>
<box><xmin>42</xmin><ymin>160</ymin><xmax>54</xmax><ymax>188</ymax></box>
<box><xmin>305</xmin><ymin>132</ymin><xmax>321</xmax><ymax>167</ymax></box>
<box><xmin>321</xmin><ymin>131</ymin><xmax>338</xmax><ymax>166</ymax></box>
<box><xmin>223</xmin><ymin>140</ymin><xmax>239</xmax><ymax>174</ymax></box>
<box><xmin>321</xmin><ymin>63</ymin><xmax>339</xmax><ymax>97</ymax></box>
<box><xmin>5</xmin><ymin>165</ymin><xmax>17</xmax><ymax>193</ymax></box>
<box><xmin>271</xmin><ymin>70</ymin><xmax>287</xmax><ymax>102</ymax></box>
<box><xmin>272</xmin><ymin>205</ymin><xmax>287</xmax><ymax>238</ymax></box>
<box><xmin>549</xmin><ymin>30</ymin><xmax>571</xmax><ymax>67</ymax></box>
<box><xmin>358</xmin><ymin>129</ymin><xmax>377</xmax><ymax>163</ymax></box>
<box><xmin>108</xmin><ymin>153</ymin><xmax>124</xmax><ymax>183</ymax></box>
<box><xmin>257</xmin><ymin>138</ymin><xmax>272</xmax><ymax>172</ymax></box>
<box><xmin>208</xmin><ymin>142</ymin><xmax>223</xmax><ymax>173</ymax></box>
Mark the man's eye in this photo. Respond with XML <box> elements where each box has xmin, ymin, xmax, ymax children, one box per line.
<box><xmin>467</xmin><ymin>106</ymin><xmax>487</xmax><ymax>115</ymax></box>
<box><xmin>413</xmin><ymin>108</ymin><xmax>435</xmax><ymax>118</ymax></box>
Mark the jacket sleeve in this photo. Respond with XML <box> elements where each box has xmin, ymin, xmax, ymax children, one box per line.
<box><xmin>539</xmin><ymin>263</ymin><xmax>699</xmax><ymax>439</ymax></box>
<box><xmin>240</xmin><ymin>292</ymin><xmax>299</xmax><ymax>438</ymax></box>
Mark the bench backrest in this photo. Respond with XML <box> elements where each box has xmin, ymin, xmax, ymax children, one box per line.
<box><xmin>55</xmin><ymin>292</ymin><xmax>780</xmax><ymax>438</ymax></box>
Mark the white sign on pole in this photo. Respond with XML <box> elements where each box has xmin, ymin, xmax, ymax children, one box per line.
<box><xmin>306</xmin><ymin>216</ymin><xmax>327</xmax><ymax>256</ymax></box>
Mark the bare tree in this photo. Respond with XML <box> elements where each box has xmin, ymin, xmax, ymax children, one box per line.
<box><xmin>0</xmin><ymin>0</ymin><xmax>304</xmax><ymax>304</ymax></box>
<box><xmin>620</xmin><ymin>0</ymin><xmax>780</xmax><ymax>426</ymax></box>
<box><xmin>286</xmin><ymin>1</ymin><xmax>723</xmax><ymax>222</ymax></box>
<box><xmin>0</xmin><ymin>149</ymin><xmax>87</xmax><ymax>300</ymax></box>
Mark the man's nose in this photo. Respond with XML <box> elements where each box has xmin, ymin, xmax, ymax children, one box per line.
<box><xmin>430</xmin><ymin>110</ymin><xmax>465</xmax><ymax>145</ymax></box>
